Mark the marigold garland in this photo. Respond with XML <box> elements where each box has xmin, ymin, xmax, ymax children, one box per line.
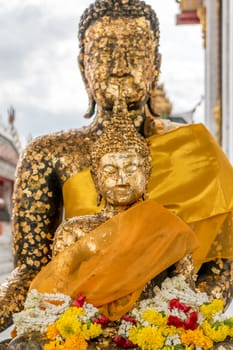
<box><xmin>12</xmin><ymin>275</ymin><xmax>233</xmax><ymax>350</ymax></box>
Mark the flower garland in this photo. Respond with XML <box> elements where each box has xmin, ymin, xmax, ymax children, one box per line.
<box><xmin>13</xmin><ymin>289</ymin><xmax>72</xmax><ymax>335</ymax></box>
<box><xmin>12</xmin><ymin>275</ymin><xmax>233</xmax><ymax>350</ymax></box>
<box><xmin>115</xmin><ymin>276</ymin><xmax>233</xmax><ymax>349</ymax></box>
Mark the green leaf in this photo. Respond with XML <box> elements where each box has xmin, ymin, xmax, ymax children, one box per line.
<box><xmin>174</xmin><ymin>345</ymin><xmax>185</xmax><ymax>350</ymax></box>
<box><xmin>86</xmin><ymin>320</ymin><xmax>92</xmax><ymax>329</ymax></box>
<box><xmin>212</xmin><ymin>321</ymin><xmax>221</xmax><ymax>329</ymax></box>
<box><xmin>224</xmin><ymin>319</ymin><xmax>233</xmax><ymax>327</ymax></box>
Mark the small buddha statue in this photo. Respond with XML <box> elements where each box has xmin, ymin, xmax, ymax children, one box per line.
<box><xmin>29</xmin><ymin>100</ymin><xmax>198</xmax><ymax>315</ymax></box>
<box><xmin>52</xmin><ymin>98</ymin><xmax>153</xmax><ymax>256</ymax></box>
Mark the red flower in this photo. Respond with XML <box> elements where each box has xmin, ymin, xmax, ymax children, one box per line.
<box><xmin>169</xmin><ymin>298</ymin><xmax>180</xmax><ymax>310</ymax></box>
<box><xmin>92</xmin><ymin>314</ymin><xmax>109</xmax><ymax>326</ymax></box>
<box><xmin>122</xmin><ymin>316</ymin><xmax>137</xmax><ymax>325</ymax></box>
<box><xmin>124</xmin><ymin>339</ymin><xmax>136</xmax><ymax>348</ymax></box>
<box><xmin>167</xmin><ymin>315</ymin><xmax>184</xmax><ymax>328</ymax></box>
<box><xmin>72</xmin><ymin>294</ymin><xmax>86</xmax><ymax>307</ymax></box>
<box><xmin>184</xmin><ymin>311</ymin><xmax>198</xmax><ymax>330</ymax></box>
<box><xmin>113</xmin><ymin>336</ymin><xmax>136</xmax><ymax>348</ymax></box>
<box><xmin>169</xmin><ymin>298</ymin><xmax>191</xmax><ymax>313</ymax></box>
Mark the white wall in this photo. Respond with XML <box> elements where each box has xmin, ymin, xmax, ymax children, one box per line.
<box><xmin>204</xmin><ymin>0</ymin><xmax>219</xmax><ymax>138</ymax></box>
<box><xmin>222</xmin><ymin>0</ymin><xmax>233</xmax><ymax>163</ymax></box>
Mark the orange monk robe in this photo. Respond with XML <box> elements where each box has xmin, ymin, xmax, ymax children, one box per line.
<box><xmin>30</xmin><ymin>200</ymin><xmax>198</xmax><ymax>320</ymax></box>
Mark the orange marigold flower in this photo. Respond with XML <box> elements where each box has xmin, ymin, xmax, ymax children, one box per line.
<box><xmin>64</xmin><ymin>335</ymin><xmax>88</xmax><ymax>350</ymax></box>
<box><xmin>44</xmin><ymin>339</ymin><xmax>64</xmax><ymax>350</ymax></box>
<box><xmin>46</xmin><ymin>323</ymin><xmax>59</xmax><ymax>340</ymax></box>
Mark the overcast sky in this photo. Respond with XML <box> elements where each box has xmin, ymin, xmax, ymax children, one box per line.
<box><xmin>0</xmin><ymin>0</ymin><xmax>204</xmax><ymax>145</ymax></box>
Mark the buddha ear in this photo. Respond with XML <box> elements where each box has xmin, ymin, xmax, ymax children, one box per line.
<box><xmin>77</xmin><ymin>53</ymin><xmax>96</xmax><ymax>119</ymax></box>
<box><xmin>146</xmin><ymin>54</ymin><xmax>161</xmax><ymax>117</ymax></box>
<box><xmin>84</xmin><ymin>92</ymin><xmax>96</xmax><ymax>119</ymax></box>
<box><xmin>96</xmin><ymin>193</ymin><xmax>103</xmax><ymax>207</ymax></box>
<box><xmin>146</xmin><ymin>83</ymin><xmax>160</xmax><ymax>118</ymax></box>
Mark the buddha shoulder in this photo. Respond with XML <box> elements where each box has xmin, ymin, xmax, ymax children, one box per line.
<box><xmin>17</xmin><ymin>127</ymin><xmax>95</xmax><ymax>184</ymax></box>
<box><xmin>23</xmin><ymin>127</ymin><xmax>94</xmax><ymax>155</ymax></box>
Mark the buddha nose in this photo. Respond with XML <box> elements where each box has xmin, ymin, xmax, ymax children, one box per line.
<box><xmin>111</xmin><ymin>46</ymin><xmax>130</xmax><ymax>77</ymax></box>
<box><xmin>116</xmin><ymin>169</ymin><xmax>126</xmax><ymax>185</ymax></box>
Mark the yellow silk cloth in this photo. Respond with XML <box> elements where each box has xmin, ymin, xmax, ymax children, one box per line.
<box><xmin>30</xmin><ymin>200</ymin><xmax>198</xmax><ymax>320</ymax></box>
<box><xmin>192</xmin><ymin>211</ymin><xmax>233</xmax><ymax>265</ymax></box>
<box><xmin>63</xmin><ymin>124</ymin><xmax>233</xmax><ymax>224</ymax></box>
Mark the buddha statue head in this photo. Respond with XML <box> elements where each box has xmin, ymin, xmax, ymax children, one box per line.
<box><xmin>91</xmin><ymin>98</ymin><xmax>152</xmax><ymax>208</ymax></box>
<box><xmin>78</xmin><ymin>0</ymin><xmax>161</xmax><ymax>119</ymax></box>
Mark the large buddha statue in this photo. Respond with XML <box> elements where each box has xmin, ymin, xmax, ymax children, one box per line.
<box><xmin>1</xmin><ymin>0</ymin><xmax>233</xmax><ymax>336</ymax></box>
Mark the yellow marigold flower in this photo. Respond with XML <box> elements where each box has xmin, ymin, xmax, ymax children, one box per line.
<box><xmin>181</xmin><ymin>328</ymin><xmax>213</xmax><ymax>350</ymax></box>
<box><xmin>162</xmin><ymin>325</ymin><xmax>179</xmax><ymax>337</ymax></box>
<box><xmin>62</xmin><ymin>306</ymin><xmax>84</xmax><ymax>317</ymax></box>
<box><xmin>56</xmin><ymin>314</ymin><xmax>82</xmax><ymax>339</ymax></box>
<box><xmin>129</xmin><ymin>325</ymin><xmax>165</xmax><ymax>350</ymax></box>
<box><xmin>128</xmin><ymin>325</ymin><xmax>139</xmax><ymax>344</ymax></box>
<box><xmin>46</xmin><ymin>323</ymin><xmax>59</xmax><ymax>340</ymax></box>
<box><xmin>200</xmin><ymin>299</ymin><xmax>224</xmax><ymax>320</ymax></box>
<box><xmin>142</xmin><ymin>309</ymin><xmax>168</xmax><ymax>326</ymax></box>
<box><xmin>202</xmin><ymin>320</ymin><xmax>230</xmax><ymax>342</ymax></box>
<box><xmin>81</xmin><ymin>322</ymin><xmax>102</xmax><ymax>340</ymax></box>
<box><xmin>44</xmin><ymin>339</ymin><xmax>64</xmax><ymax>350</ymax></box>
<box><xmin>63</xmin><ymin>335</ymin><xmax>87</xmax><ymax>350</ymax></box>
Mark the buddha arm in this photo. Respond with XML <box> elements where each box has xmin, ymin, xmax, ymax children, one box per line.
<box><xmin>12</xmin><ymin>139</ymin><xmax>63</xmax><ymax>271</ymax></box>
<box><xmin>0</xmin><ymin>129</ymin><xmax>93</xmax><ymax>331</ymax></box>
<box><xmin>52</xmin><ymin>221</ymin><xmax>86</xmax><ymax>256</ymax></box>
<box><xmin>0</xmin><ymin>138</ymin><xmax>63</xmax><ymax>331</ymax></box>
<box><xmin>52</xmin><ymin>214</ymin><xmax>108</xmax><ymax>256</ymax></box>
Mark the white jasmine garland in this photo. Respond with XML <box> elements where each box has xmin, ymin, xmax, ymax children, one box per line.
<box><xmin>79</xmin><ymin>302</ymin><xmax>99</xmax><ymax>322</ymax></box>
<box><xmin>157</xmin><ymin>275</ymin><xmax>209</xmax><ymax>307</ymax></box>
<box><xmin>213</xmin><ymin>311</ymin><xmax>228</xmax><ymax>323</ymax></box>
<box><xmin>170</xmin><ymin>308</ymin><xmax>187</xmax><ymax>321</ymax></box>
<box><xmin>13</xmin><ymin>289</ymin><xmax>72</xmax><ymax>336</ymax></box>
<box><xmin>164</xmin><ymin>334</ymin><xmax>181</xmax><ymax>346</ymax></box>
<box><xmin>118</xmin><ymin>320</ymin><xmax>133</xmax><ymax>338</ymax></box>
<box><xmin>13</xmin><ymin>309</ymin><xmax>59</xmax><ymax>335</ymax></box>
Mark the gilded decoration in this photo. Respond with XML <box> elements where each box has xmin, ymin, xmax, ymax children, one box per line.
<box><xmin>0</xmin><ymin>2</ymin><xmax>233</xmax><ymax>349</ymax></box>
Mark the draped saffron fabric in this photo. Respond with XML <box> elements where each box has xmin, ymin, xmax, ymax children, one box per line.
<box><xmin>63</xmin><ymin>124</ymin><xmax>233</xmax><ymax>224</ymax></box>
<box><xmin>30</xmin><ymin>200</ymin><xmax>198</xmax><ymax>320</ymax></box>
<box><xmin>61</xmin><ymin>124</ymin><xmax>233</xmax><ymax>271</ymax></box>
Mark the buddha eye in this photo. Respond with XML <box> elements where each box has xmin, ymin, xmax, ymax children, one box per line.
<box><xmin>102</xmin><ymin>165</ymin><xmax>118</xmax><ymax>175</ymax></box>
<box><xmin>125</xmin><ymin>164</ymin><xmax>138</xmax><ymax>174</ymax></box>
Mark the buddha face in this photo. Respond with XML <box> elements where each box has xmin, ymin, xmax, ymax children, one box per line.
<box><xmin>97</xmin><ymin>152</ymin><xmax>147</xmax><ymax>206</ymax></box>
<box><xmin>83</xmin><ymin>16</ymin><xmax>157</xmax><ymax>111</ymax></box>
